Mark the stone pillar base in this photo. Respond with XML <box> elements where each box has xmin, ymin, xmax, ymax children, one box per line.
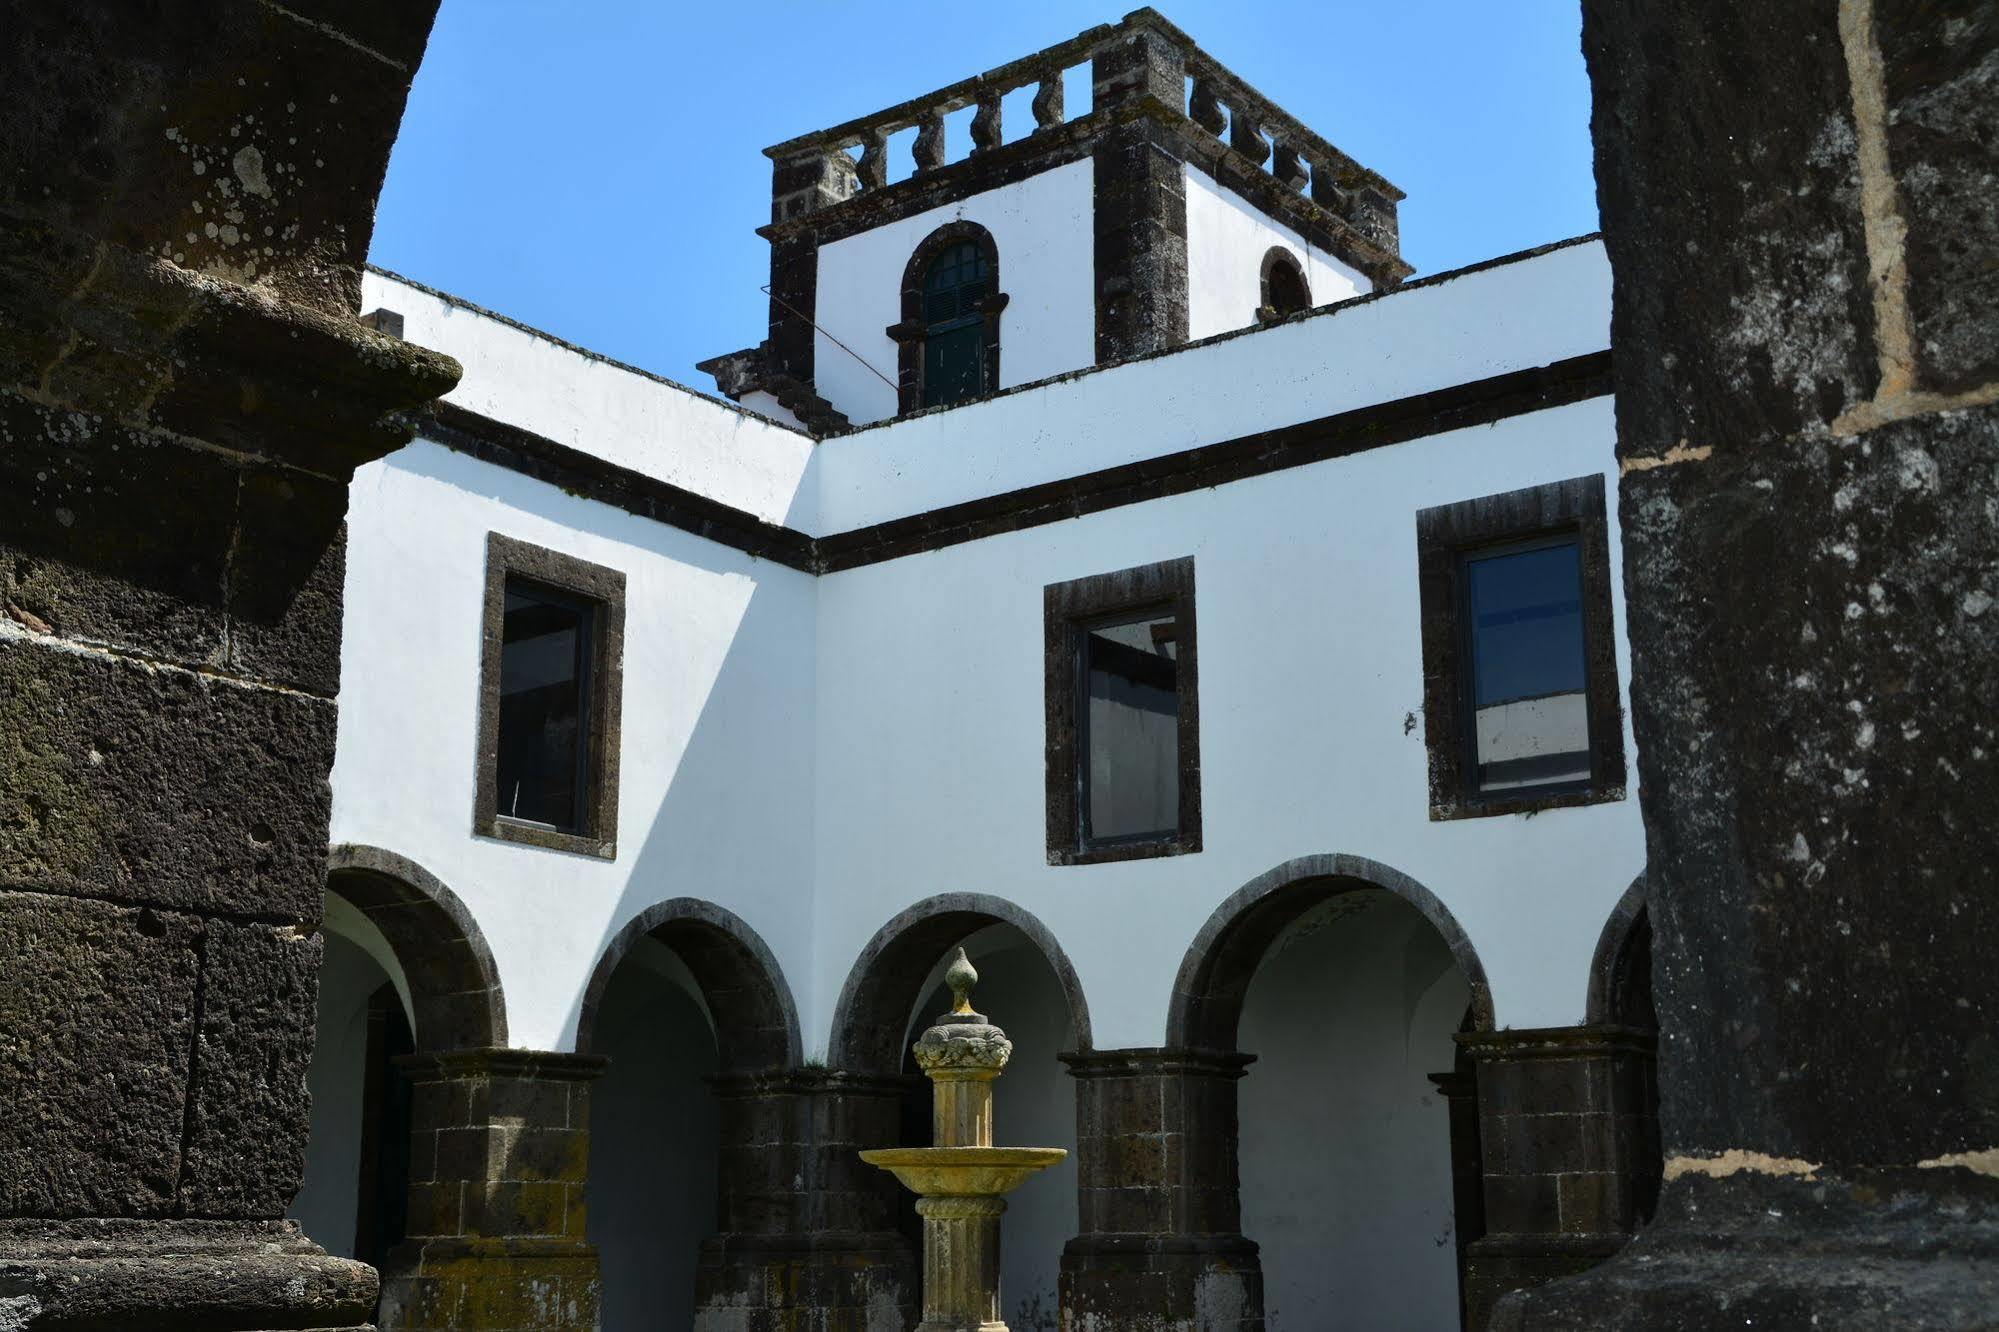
<box><xmin>693</xmin><ymin>1229</ymin><xmax>916</xmax><ymax>1330</ymax></box>
<box><xmin>1490</xmin><ymin>1171</ymin><xmax>1999</xmax><ymax>1331</ymax></box>
<box><xmin>377</xmin><ymin>1236</ymin><xmax>599</xmax><ymax>1331</ymax></box>
<box><xmin>1463</xmin><ymin>1232</ymin><xmax>1628</xmax><ymax>1330</ymax></box>
<box><xmin>1058</xmin><ymin>1233</ymin><xmax>1264</xmax><ymax>1332</ymax></box>
<box><xmin>0</xmin><ymin>1219</ymin><xmax>376</xmax><ymax>1330</ymax></box>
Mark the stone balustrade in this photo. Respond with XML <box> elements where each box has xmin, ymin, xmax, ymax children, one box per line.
<box><xmin>762</xmin><ymin>7</ymin><xmax>1402</xmax><ymax>263</ymax></box>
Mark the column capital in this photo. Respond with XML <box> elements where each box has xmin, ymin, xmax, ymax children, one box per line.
<box><xmin>1456</xmin><ymin>1025</ymin><xmax>1656</xmax><ymax>1063</ymax></box>
<box><xmin>396</xmin><ymin>1047</ymin><xmax>609</xmax><ymax>1083</ymax></box>
<box><xmin>1059</xmin><ymin>1046</ymin><xmax>1257</xmax><ymax>1079</ymax></box>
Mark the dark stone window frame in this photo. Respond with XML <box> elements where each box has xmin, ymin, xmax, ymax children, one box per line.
<box><xmin>473</xmin><ymin>532</ymin><xmax>626</xmax><ymax>858</ymax></box>
<box><xmin>1256</xmin><ymin>245</ymin><xmax>1311</xmax><ymax>323</ymax></box>
<box><xmin>1416</xmin><ymin>474</ymin><xmax>1626</xmax><ymax>820</ymax></box>
<box><xmin>1045</xmin><ymin>556</ymin><xmax>1201</xmax><ymax>866</ymax></box>
<box><xmin>886</xmin><ymin>220</ymin><xmax>1009</xmax><ymax>415</ymax></box>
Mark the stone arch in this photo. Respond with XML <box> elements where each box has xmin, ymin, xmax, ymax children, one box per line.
<box><xmin>890</xmin><ymin>219</ymin><xmax>1008</xmax><ymax>414</ymax></box>
<box><xmin>325</xmin><ymin>843</ymin><xmax>507</xmax><ymax>1051</ymax></box>
<box><xmin>1259</xmin><ymin>245</ymin><xmax>1311</xmax><ymax>320</ymax></box>
<box><xmin>1168</xmin><ymin>852</ymin><xmax>1494</xmax><ymax>1052</ymax></box>
<box><xmin>1586</xmin><ymin>874</ymin><xmax>1652</xmax><ymax>1026</ymax></box>
<box><xmin>575</xmin><ymin>898</ymin><xmax>801</xmax><ymax>1071</ymax></box>
<box><xmin>829</xmin><ymin>893</ymin><xmax>1093</xmax><ymax>1074</ymax></box>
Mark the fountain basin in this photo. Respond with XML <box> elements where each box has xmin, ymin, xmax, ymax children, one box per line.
<box><xmin>859</xmin><ymin>1146</ymin><xmax>1067</xmax><ymax>1197</ymax></box>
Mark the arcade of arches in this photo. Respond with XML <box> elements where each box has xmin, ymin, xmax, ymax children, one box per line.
<box><xmin>291</xmin><ymin>860</ymin><xmax>1662</xmax><ymax>1330</ymax></box>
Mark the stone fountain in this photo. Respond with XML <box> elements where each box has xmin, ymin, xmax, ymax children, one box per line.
<box><xmin>861</xmin><ymin>948</ymin><xmax>1066</xmax><ymax>1332</ymax></box>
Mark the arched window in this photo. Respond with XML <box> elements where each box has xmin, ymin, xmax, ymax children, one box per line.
<box><xmin>890</xmin><ymin>222</ymin><xmax>1007</xmax><ymax>414</ymax></box>
<box><xmin>1259</xmin><ymin>247</ymin><xmax>1311</xmax><ymax>322</ymax></box>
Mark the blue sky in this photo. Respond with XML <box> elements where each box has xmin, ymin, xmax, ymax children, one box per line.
<box><xmin>370</xmin><ymin>1</ymin><xmax>1596</xmax><ymax>388</ymax></box>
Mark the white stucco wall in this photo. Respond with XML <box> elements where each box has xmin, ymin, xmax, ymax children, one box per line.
<box><xmin>359</xmin><ymin>270</ymin><xmax>818</xmax><ymax>529</ymax></box>
<box><xmin>329</xmin><ymin>439</ymin><xmax>820</xmax><ymax>1054</ymax></box>
<box><xmin>814</xmin><ymin>238</ymin><xmax>1612</xmax><ymax>532</ymax></box>
<box><xmin>1182</xmin><ymin>165</ymin><xmax>1369</xmax><ymax>341</ymax></box>
<box><xmin>811</xmin><ymin>159</ymin><xmax>1097</xmax><ymax>427</ymax></box>
<box><xmin>808</xmin><ymin>391</ymin><xmax>1642</xmax><ymax>1055</ymax></box>
<box><xmin>332</xmin><ymin>237</ymin><xmax>1636</xmax><ymax>1065</ymax></box>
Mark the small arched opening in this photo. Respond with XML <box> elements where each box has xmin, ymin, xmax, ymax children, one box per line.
<box><xmin>831</xmin><ymin>894</ymin><xmax>1091</xmax><ymax>1329</ymax></box>
<box><xmin>1169</xmin><ymin>854</ymin><xmax>1491</xmax><ymax>1332</ymax></box>
<box><xmin>576</xmin><ymin>899</ymin><xmax>800</xmax><ymax>1332</ymax></box>
<box><xmin>1258</xmin><ymin>246</ymin><xmax>1312</xmax><ymax>322</ymax></box>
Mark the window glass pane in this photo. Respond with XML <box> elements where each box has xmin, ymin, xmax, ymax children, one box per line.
<box><xmin>1464</xmin><ymin>540</ymin><xmax>1589</xmax><ymax>794</ymax></box>
<box><xmin>923</xmin><ymin>323</ymin><xmax>984</xmax><ymax>407</ymax></box>
<box><xmin>496</xmin><ymin>579</ymin><xmax>592</xmax><ymax>830</ymax></box>
<box><xmin>1083</xmin><ymin>611</ymin><xmax>1179</xmax><ymax>841</ymax></box>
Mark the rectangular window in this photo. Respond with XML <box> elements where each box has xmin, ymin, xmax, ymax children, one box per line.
<box><xmin>1417</xmin><ymin>476</ymin><xmax>1625</xmax><ymax>819</ymax></box>
<box><xmin>496</xmin><ymin>579</ymin><xmax>594</xmax><ymax>830</ymax></box>
<box><xmin>475</xmin><ymin>534</ymin><xmax>625</xmax><ymax>857</ymax></box>
<box><xmin>1046</xmin><ymin>557</ymin><xmax>1200</xmax><ymax>864</ymax></box>
<box><xmin>1461</xmin><ymin>537</ymin><xmax>1588</xmax><ymax>795</ymax></box>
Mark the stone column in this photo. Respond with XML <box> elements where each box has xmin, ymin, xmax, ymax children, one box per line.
<box><xmin>694</xmin><ymin>1068</ymin><xmax>917</xmax><ymax>1329</ymax></box>
<box><xmin>0</xmin><ymin>5</ymin><xmax>455</xmax><ymax>1328</ymax></box>
<box><xmin>378</xmin><ymin>1050</ymin><xmax>606</xmax><ymax>1332</ymax></box>
<box><xmin>1058</xmin><ymin>1049</ymin><xmax>1262</xmax><ymax>1332</ymax></box>
<box><xmin>1456</xmin><ymin>1028</ymin><xmax>1657</xmax><ymax>1329</ymax></box>
<box><xmin>1503</xmin><ymin>1</ymin><xmax>1999</xmax><ymax>1325</ymax></box>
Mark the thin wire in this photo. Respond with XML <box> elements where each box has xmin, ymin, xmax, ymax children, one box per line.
<box><xmin>760</xmin><ymin>284</ymin><xmax>900</xmax><ymax>392</ymax></box>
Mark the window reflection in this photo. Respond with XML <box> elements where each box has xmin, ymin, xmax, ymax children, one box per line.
<box><xmin>496</xmin><ymin>579</ymin><xmax>593</xmax><ymax>830</ymax></box>
<box><xmin>1083</xmin><ymin>611</ymin><xmax>1180</xmax><ymax>842</ymax></box>
<box><xmin>1462</xmin><ymin>539</ymin><xmax>1589</xmax><ymax>794</ymax></box>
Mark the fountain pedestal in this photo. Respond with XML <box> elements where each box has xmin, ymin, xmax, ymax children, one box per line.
<box><xmin>860</xmin><ymin>950</ymin><xmax>1066</xmax><ymax>1332</ymax></box>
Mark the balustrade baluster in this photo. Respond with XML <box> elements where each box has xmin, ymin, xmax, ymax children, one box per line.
<box><xmin>1031</xmin><ymin>74</ymin><xmax>1064</xmax><ymax>131</ymax></box>
<box><xmin>913</xmin><ymin>112</ymin><xmax>945</xmax><ymax>172</ymax></box>
<box><xmin>1272</xmin><ymin>142</ymin><xmax>1308</xmax><ymax>191</ymax></box>
<box><xmin>857</xmin><ymin>129</ymin><xmax>888</xmax><ymax>191</ymax></box>
<box><xmin>1310</xmin><ymin>165</ymin><xmax>1347</xmax><ymax>215</ymax></box>
<box><xmin>972</xmin><ymin>92</ymin><xmax>1002</xmax><ymax>154</ymax></box>
<box><xmin>1189</xmin><ymin>76</ymin><xmax>1227</xmax><ymax>136</ymax></box>
<box><xmin>1229</xmin><ymin>107</ymin><xmax>1270</xmax><ymax>167</ymax></box>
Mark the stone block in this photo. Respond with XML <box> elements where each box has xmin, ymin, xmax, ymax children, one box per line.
<box><xmin>0</xmin><ymin>637</ymin><xmax>337</xmax><ymax>920</ymax></box>
<box><xmin>1878</xmin><ymin>0</ymin><xmax>1999</xmax><ymax>395</ymax></box>
<box><xmin>176</xmin><ymin>920</ymin><xmax>321</xmax><ymax>1216</ymax></box>
<box><xmin>0</xmin><ymin>891</ymin><xmax>199</xmax><ymax>1217</ymax></box>
<box><xmin>0</xmin><ymin>392</ymin><xmax>229</xmax><ymax>668</ymax></box>
<box><xmin>225</xmin><ymin>465</ymin><xmax>348</xmax><ymax>696</ymax></box>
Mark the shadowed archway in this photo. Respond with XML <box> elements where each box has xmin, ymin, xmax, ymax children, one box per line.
<box><xmin>1162</xmin><ymin>853</ymin><xmax>1492</xmax><ymax>1331</ymax></box>
<box><xmin>575</xmin><ymin>896</ymin><xmax>801</xmax><ymax>1069</ymax></box>
<box><xmin>1169</xmin><ymin>852</ymin><xmax>1495</xmax><ymax>1052</ymax></box>
<box><xmin>325</xmin><ymin>843</ymin><xmax>508</xmax><ymax>1052</ymax></box>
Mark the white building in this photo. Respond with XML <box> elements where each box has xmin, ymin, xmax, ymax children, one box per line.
<box><xmin>296</xmin><ymin>11</ymin><xmax>1658</xmax><ymax>1332</ymax></box>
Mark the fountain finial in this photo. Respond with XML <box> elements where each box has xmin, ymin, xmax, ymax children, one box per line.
<box><xmin>946</xmin><ymin>947</ymin><xmax>978</xmax><ymax>1016</ymax></box>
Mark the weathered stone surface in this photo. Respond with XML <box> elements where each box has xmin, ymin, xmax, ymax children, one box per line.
<box><xmin>1878</xmin><ymin>0</ymin><xmax>1999</xmax><ymax>394</ymax></box>
<box><xmin>1620</xmin><ymin>403</ymin><xmax>1999</xmax><ymax>1166</ymax></box>
<box><xmin>176</xmin><ymin>921</ymin><xmax>322</xmax><ymax>1217</ymax></box>
<box><xmin>1585</xmin><ymin>2</ymin><xmax>1877</xmax><ymax>459</ymax></box>
<box><xmin>0</xmin><ymin>1218</ymin><xmax>376</xmax><ymax>1331</ymax></box>
<box><xmin>0</xmin><ymin>639</ymin><xmax>337</xmax><ymax>921</ymax></box>
<box><xmin>0</xmin><ymin>1</ymin><xmax>429</xmax><ymax>315</ymax></box>
<box><xmin>0</xmin><ymin>393</ymin><xmax>231</xmax><ymax>669</ymax></box>
<box><xmin>1510</xmin><ymin>1</ymin><xmax>1999</xmax><ymax>1324</ymax></box>
<box><xmin>0</xmin><ymin>892</ymin><xmax>199</xmax><ymax>1218</ymax></box>
<box><xmin>1</xmin><ymin>1</ymin><xmax>450</xmax><ymax>1326</ymax></box>
<box><xmin>225</xmin><ymin>466</ymin><xmax>349</xmax><ymax>696</ymax></box>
